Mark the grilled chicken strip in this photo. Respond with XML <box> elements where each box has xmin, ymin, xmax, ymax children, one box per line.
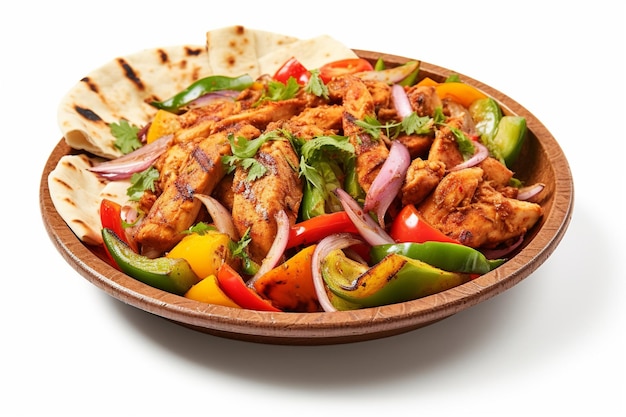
<box><xmin>401</xmin><ymin>158</ymin><xmax>446</xmax><ymax>206</ymax></box>
<box><xmin>134</xmin><ymin>123</ymin><xmax>261</xmax><ymax>254</ymax></box>
<box><xmin>406</xmin><ymin>85</ymin><xmax>443</xmax><ymax>117</ymax></box>
<box><xmin>329</xmin><ymin>75</ymin><xmax>389</xmax><ymax>193</ymax></box>
<box><xmin>417</xmin><ymin>166</ymin><xmax>543</xmax><ymax>248</ymax></box>
<box><xmin>231</xmin><ymin>139</ymin><xmax>302</xmax><ymax>263</ymax></box>
<box><xmin>427</xmin><ymin>116</ymin><xmax>466</xmax><ymax>169</ymax></box>
<box><xmin>266</xmin><ymin>104</ymin><xmax>344</xmax><ymax>140</ymax></box>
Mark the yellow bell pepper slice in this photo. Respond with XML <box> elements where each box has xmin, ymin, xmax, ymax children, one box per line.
<box><xmin>166</xmin><ymin>230</ymin><xmax>232</xmax><ymax>279</ymax></box>
<box><xmin>416</xmin><ymin>76</ymin><xmax>439</xmax><ymax>87</ymax></box>
<box><xmin>146</xmin><ymin>109</ymin><xmax>181</xmax><ymax>144</ymax></box>
<box><xmin>435</xmin><ymin>82</ymin><xmax>488</xmax><ymax>108</ymax></box>
<box><xmin>184</xmin><ymin>275</ymin><xmax>241</xmax><ymax>308</ymax></box>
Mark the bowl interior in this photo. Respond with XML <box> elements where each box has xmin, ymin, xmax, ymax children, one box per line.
<box><xmin>40</xmin><ymin>49</ymin><xmax>574</xmax><ymax>345</ymax></box>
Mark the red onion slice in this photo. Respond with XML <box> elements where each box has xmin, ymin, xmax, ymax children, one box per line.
<box><xmin>194</xmin><ymin>194</ymin><xmax>239</xmax><ymax>241</ymax></box>
<box><xmin>247</xmin><ymin>210</ymin><xmax>290</xmax><ymax>287</ymax></box>
<box><xmin>312</xmin><ymin>233</ymin><xmax>364</xmax><ymax>312</ymax></box>
<box><xmin>363</xmin><ymin>140</ymin><xmax>411</xmax><ymax>227</ymax></box>
<box><xmin>335</xmin><ymin>188</ymin><xmax>394</xmax><ymax>246</ymax></box>
<box><xmin>391</xmin><ymin>84</ymin><xmax>412</xmax><ymax>118</ymax></box>
<box><xmin>481</xmin><ymin>235</ymin><xmax>524</xmax><ymax>259</ymax></box>
<box><xmin>89</xmin><ymin>134</ymin><xmax>172</xmax><ymax>180</ymax></box>
<box><xmin>449</xmin><ymin>140</ymin><xmax>489</xmax><ymax>172</ymax></box>
<box><xmin>517</xmin><ymin>183</ymin><xmax>545</xmax><ymax>201</ymax></box>
<box><xmin>188</xmin><ymin>90</ymin><xmax>239</xmax><ymax>109</ymax></box>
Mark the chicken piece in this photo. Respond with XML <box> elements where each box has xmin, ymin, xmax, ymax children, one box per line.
<box><xmin>267</xmin><ymin>104</ymin><xmax>343</xmax><ymax>140</ymax></box>
<box><xmin>442</xmin><ymin>99</ymin><xmax>477</xmax><ymax>137</ymax></box>
<box><xmin>396</xmin><ymin>133</ymin><xmax>434</xmax><ymax>159</ymax></box>
<box><xmin>149</xmin><ymin>99</ymin><xmax>240</xmax><ymax>200</ymax></box>
<box><xmin>406</xmin><ymin>85</ymin><xmax>443</xmax><ymax>117</ymax></box>
<box><xmin>427</xmin><ymin>116</ymin><xmax>466</xmax><ymax>169</ymax></box>
<box><xmin>134</xmin><ymin>123</ymin><xmax>261</xmax><ymax>254</ymax></box>
<box><xmin>231</xmin><ymin>139</ymin><xmax>302</xmax><ymax>263</ymax></box>
<box><xmin>211</xmin><ymin>98</ymin><xmax>308</xmax><ymax>134</ymax></box>
<box><xmin>401</xmin><ymin>158</ymin><xmax>446</xmax><ymax>206</ymax></box>
<box><xmin>417</xmin><ymin>167</ymin><xmax>543</xmax><ymax>248</ymax></box>
<box><xmin>329</xmin><ymin>75</ymin><xmax>389</xmax><ymax>192</ymax></box>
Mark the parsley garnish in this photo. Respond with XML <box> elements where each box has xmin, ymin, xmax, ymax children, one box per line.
<box><xmin>229</xmin><ymin>228</ymin><xmax>259</xmax><ymax>275</ymax></box>
<box><xmin>127</xmin><ymin>166</ymin><xmax>159</xmax><ymax>201</ymax></box>
<box><xmin>110</xmin><ymin>120</ymin><xmax>142</xmax><ymax>154</ymax></box>
<box><xmin>355</xmin><ymin>115</ymin><xmax>385</xmax><ymax>139</ymax></box>
<box><xmin>257</xmin><ymin>77</ymin><xmax>300</xmax><ymax>104</ymax></box>
<box><xmin>222</xmin><ymin>130</ymin><xmax>283</xmax><ymax>181</ymax></box>
<box><xmin>446</xmin><ymin>125</ymin><xmax>475</xmax><ymax>158</ymax></box>
<box><xmin>184</xmin><ymin>222</ymin><xmax>216</xmax><ymax>235</ymax></box>
<box><xmin>305</xmin><ymin>69</ymin><xmax>329</xmax><ymax>99</ymax></box>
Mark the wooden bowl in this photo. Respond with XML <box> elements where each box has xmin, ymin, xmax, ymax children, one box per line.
<box><xmin>39</xmin><ymin>49</ymin><xmax>574</xmax><ymax>345</ymax></box>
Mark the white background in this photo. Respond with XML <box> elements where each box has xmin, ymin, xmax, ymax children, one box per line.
<box><xmin>2</xmin><ymin>1</ymin><xmax>624</xmax><ymax>416</ymax></box>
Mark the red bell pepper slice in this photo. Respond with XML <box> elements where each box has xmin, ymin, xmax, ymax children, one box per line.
<box><xmin>100</xmin><ymin>199</ymin><xmax>127</xmax><ymax>242</ymax></box>
<box><xmin>273</xmin><ymin>56</ymin><xmax>311</xmax><ymax>85</ymax></box>
<box><xmin>216</xmin><ymin>264</ymin><xmax>281</xmax><ymax>312</ymax></box>
<box><xmin>318</xmin><ymin>58</ymin><xmax>374</xmax><ymax>83</ymax></box>
<box><xmin>287</xmin><ymin>211</ymin><xmax>359</xmax><ymax>249</ymax></box>
<box><xmin>390</xmin><ymin>204</ymin><xmax>459</xmax><ymax>244</ymax></box>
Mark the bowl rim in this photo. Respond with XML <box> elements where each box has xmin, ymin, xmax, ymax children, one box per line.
<box><xmin>40</xmin><ymin>49</ymin><xmax>574</xmax><ymax>345</ymax></box>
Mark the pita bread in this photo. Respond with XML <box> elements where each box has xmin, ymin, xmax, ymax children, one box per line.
<box><xmin>206</xmin><ymin>25</ymin><xmax>299</xmax><ymax>79</ymax></box>
<box><xmin>57</xmin><ymin>44</ymin><xmax>212</xmax><ymax>160</ymax></box>
<box><xmin>48</xmin><ymin>154</ymin><xmax>131</xmax><ymax>245</ymax></box>
<box><xmin>257</xmin><ymin>35</ymin><xmax>358</xmax><ymax>75</ymax></box>
<box><xmin>52</xmin><ymin>26</ymin><xmax>359</xmax><ymax>246</ymax></box>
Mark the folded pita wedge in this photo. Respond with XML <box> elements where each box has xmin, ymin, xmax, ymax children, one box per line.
<box><xmin>57</xmin><ymin>44</ymin><xmax>212</xmax><ymax>160</ymax></box>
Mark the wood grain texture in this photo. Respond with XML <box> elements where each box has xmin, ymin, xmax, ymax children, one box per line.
<box><xmin>39</xmin><ymin>50</ymin><xmax>574</xmax><ymax>345</ymax></box>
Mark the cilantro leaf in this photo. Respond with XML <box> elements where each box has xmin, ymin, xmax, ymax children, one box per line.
<box><xmin>401</xmin><ymin>112</ymin><xmax>433</xmax><ymax>135</ymax></box>
<box><xmin>305</xmin><ymin>69</ymin><xmax>329</xmax><ymax>99</ymax></box>
<box><xmin>110</xmin><ymin>120</ymin><xmax>142</xmax><ymax>154</ymax></box>
<box><xmin>229</xmin><ymin>228</ymin><xmax>259</xmax><ymax>275</ymax></box>
<box><xmin>265</xmin><ymin>78</ymin><xmax>300</xmax><ymax>102</ymax></box>
<box><xmin>127</xmin><ymin>166</ymin><xmax>159</xmax><ymax>201</ymax></box>
<box><xmin>355</xmin><ymin>115</ymin><xmax>384</xmax><ymax>140</ymax></box>
<box><xmin>222</xmin><ymin>130</ymin><xmax>283</xmax><ymax>181</ymax></box>
<box><xmin>447</xmin><ymin>125</ymin><xmax>475</xmax><ymax>158</ymax></box>
<box><xmin>184</xmin><ymin>222</ymin><xmax>216</xmax><ymax>235</ymax></box>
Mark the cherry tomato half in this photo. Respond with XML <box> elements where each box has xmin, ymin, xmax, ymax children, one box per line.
<box><xmin>273</xmin><ymin>56</ymin><xmax>311</xmax><ymax>85</ymax></box>
<box><xmin>318</xmin><ymin>58</ymin><xmax>374</xmax><ymax>83</ymax></box>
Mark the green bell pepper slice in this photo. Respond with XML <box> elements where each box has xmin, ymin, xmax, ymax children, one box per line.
<box><xmin>370</xmin><ymin>241</ymin><xmax>505</xmax><ymax>275</ymax></box>
<box><xmin>102</xmin><ymin>228</ymin><xmax>200</xmax><ymax>295</ymax></box>
<box><xmin>151</xmin><ymin>74</ymin><xmax>254</xmax><ymax>114</ymax></box>
<box><xmin>492</xmin><ymin>115</ymin><xmax>527</xmax><ymax>167</ymax></box>
<box><xmin>469</xmin><ymin>98</ymin><xmax>526</xmax><ymax>167</ymax></box>
<box><xmin>470</xmin><ymin>97</ymin><xmax>502</xmax><ymax>145</ymax></box>
<box><xmin>321</xmin><ymin>250</ymin><xmax>471</xmax><ymax>308</ymax></box>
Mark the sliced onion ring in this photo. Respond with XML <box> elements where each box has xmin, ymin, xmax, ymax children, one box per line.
<box><xmin>517</xmin><ymin>183</ymin><xmax>545</xmax><ymax>201</ymax></box>
<box><xmin>449</xmin><ymin>140</ymin><xmax>489</xmax><ymax>172</ymax></box>
<box><xmin>89</xmin><ymin>134</ymin><xmax>172</xmax><ymax>180</ymax></box>
<box><xmin>188</xmin><ymin>90</ymin><xmax>239</xmax><ymax>109</ymax></box>
<box><xmin>312</xmin><ymin>233</ymin><xmax>365</xmax><ymax>312</ymax></box>
<box><xmin>481</xmin><ymin>235</ymin><xmax>524</xmax><ymax>260</ymax></box>
<box><xmin>363</xmin><ymin>140</ymin><xmax>411</xmax><ymax>227</ymax></box>
<box><xmin>391</xmin><ymin>84</ymin><xmax>412</xmax><ymax>118</ymax></box>
<box><xmin>247</xmin><ymin>210</ymin><xmax>290</xmax><ymax>287</ymax></box>
<box><xmin>194</xmin><ymin>193</ymin><xmax>239</xmax><ymax>241</ymax></box>
<box><xmin>335</xmin><ymin>188</ymin><xmax>394</xmax><ymax>246</ymax></box>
